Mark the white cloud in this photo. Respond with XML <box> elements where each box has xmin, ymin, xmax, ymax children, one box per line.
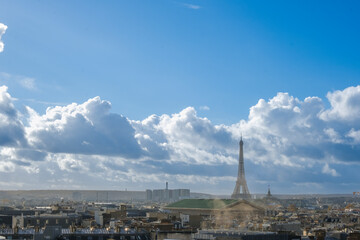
<box><xmin>320</xmin><ymin>85</ymin><xmax>360</xmax><ymax>123</ymax></box>
<box><xmin>0</xmin><ymin>86</ymin><xmax>26</xmax><ymax>147</ymax></box>
<box><xmin>227</xmin><ymin>93</ymin><xmax>327</xmax><ymax>167</ymax></box>
<box><xmin>26</xmin><ymin>96</ymin><xmax>142</xmax><ymax>158</ymax></box>
<box><xmin>53</xmin><ymin>153</ymin><xmax>89</xmax><ymax>172</ymax></box>
<box><xmin>199</xmin><ymin>105</ymin><xmax>210</xmax><ymax>111</ymax></box>
<box><xmin>132</xmin><ymin>107</ymin><xmax>234</xmax><ymax>165</ymax></box>
<box><xmin>324</xmin><ymin>128</ymin><xmax>343</xmax><ymax>143</ymax></box>
<box><xmin>347</xmin><ymin>128</ymin><xmax>360</xmax><ymax>143</ymax></box>
<box><xmin>0</xmin><ymin>23</ymin><xmax>8</xmax><ymax>52</ymax></box>
<box><xmin>0</xmin><ymin>160</ymin><xmax>16</xmax><ymax>172</ymax></box>
<box><xmin>20</xmin><ymin>77</ymin><xmax>36</xmax><ymax>90</ymax></box>
<box><xmin>0</xmin><ymin>72</ymin><xmax>36</xmax><ymax>90</ymax></box>
<box><xmin>183</xmin><ymin>3</ymin><xmax>201</xmax><ymax>10</ymax></box>
<box><xmin>322</xmin><ymin>163</ymin><xmax>339</xmax><ymax>177</ymax></box>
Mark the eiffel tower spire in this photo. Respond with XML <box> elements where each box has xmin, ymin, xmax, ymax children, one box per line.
<box><xmin>231</xmin><ymin>136</ymin><xmax>251</xmax><ymax>199</ymax></box>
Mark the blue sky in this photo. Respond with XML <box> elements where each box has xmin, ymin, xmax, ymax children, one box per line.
<box><xmin>1</xmin><ymin>1</ymin><xmax>360</xmax><ymax>194</ymax></box>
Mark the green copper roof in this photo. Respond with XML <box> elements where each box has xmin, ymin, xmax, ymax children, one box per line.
<box><xmin>165</xmin><ymin>199</ymin><xmax>238</xmax><ymax>209</ymax></box>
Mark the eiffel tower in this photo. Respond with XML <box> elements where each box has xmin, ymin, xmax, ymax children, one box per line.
<box><xmin>231</xmin><ymin>137</ymin><xmax>251</xmax><ymax>199</ymax></box>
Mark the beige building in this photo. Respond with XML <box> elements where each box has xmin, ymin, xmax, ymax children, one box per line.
<box><xmin>164</xmin><ymin>199</ymin><xmax>265</xmax><ymax>229</ymax></box>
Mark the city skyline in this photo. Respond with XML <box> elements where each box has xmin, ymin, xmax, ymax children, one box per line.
<box><xmin>1</xmin><ymin>1</ymin><xmax>360</xmax><ymax>194</ymax></box>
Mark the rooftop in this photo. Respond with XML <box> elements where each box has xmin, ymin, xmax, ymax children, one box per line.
<box><xmin>165</xmin><ymin>199</ymin><xmax>238</xmax><ymax>210</ymax></box>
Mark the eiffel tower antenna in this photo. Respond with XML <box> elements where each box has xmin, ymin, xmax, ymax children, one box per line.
<box><xmin>231</xmin><ymin>136</ymin><xmax>251</xmax><ymax>199</ymax></box>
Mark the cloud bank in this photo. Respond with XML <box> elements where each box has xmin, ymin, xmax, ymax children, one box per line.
<box><xmin>1</xmin><ymin>85</ymin><xmax>360</xmax><ymax>193</ymax></box>
<box><xmin>26</xmin><ymin>97</ymin><xmax>142</xmax><ymax>158</ymax></box>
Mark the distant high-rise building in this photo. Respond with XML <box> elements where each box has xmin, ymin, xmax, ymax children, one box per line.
<box><xmin>146</xmin><ymin>189</ymin><xmax>152</xmax><ymax>201</ymax></box>
<box><xmin>146</xmin><ymin>183</ymin><xmax>190</xmax><ymax>202</ymax></box>
<box><xmin>231</xmin><ymin>137</ymin><xmax>251</xmax><ymax>199</ymax></box>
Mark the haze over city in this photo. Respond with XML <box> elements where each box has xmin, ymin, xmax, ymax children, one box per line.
<box><xmin>1</xmin><ymin>1</ymin><xmax>360</xmax><ymax>195</ymax></box>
